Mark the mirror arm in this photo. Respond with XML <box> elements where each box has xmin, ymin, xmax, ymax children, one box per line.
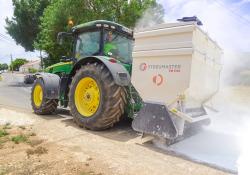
<box><xmin>57</xmin><ymin>32</ymin><xmax>73</xmax><ymax>44</ymax></box>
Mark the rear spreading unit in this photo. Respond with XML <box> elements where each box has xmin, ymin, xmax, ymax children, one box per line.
<box><xmin>131</xmin><ymin>22</ymin><xmax>222</xmax><ymax>140</ymax></box>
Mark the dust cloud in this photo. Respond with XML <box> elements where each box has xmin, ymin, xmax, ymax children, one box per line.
<box><xmin>134</xmin><ymin>6</ymin><xmax>164</xmax><ymax>31</ymax></box>
<box><xmin>212</xmin><ymin>52</ymin><xmax>250</xmax><ymax>175</ymax></box>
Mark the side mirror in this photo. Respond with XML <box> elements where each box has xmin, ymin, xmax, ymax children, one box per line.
<box><xmin>57</xmin><ymin>32</ymin><xmax>73</xmax><ymax>45</ymax></box>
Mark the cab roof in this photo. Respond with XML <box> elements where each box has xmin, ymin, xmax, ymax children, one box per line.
<box><xmin>72</xmin><ymin>20</ymin><xmax>133</xmax><ymax>37</ymax></box>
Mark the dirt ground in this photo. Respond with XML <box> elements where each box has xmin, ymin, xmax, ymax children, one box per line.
<box><xmin>0</xmin><ymin>124</ymin><xmax>98</xmax><ymax>175</ymax></box>
<box><xmin>0</xmin><ymin>107</ymin><xmax>230</xmax><ymax>175</ymax></box>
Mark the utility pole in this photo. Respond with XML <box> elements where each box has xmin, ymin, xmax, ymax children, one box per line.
<box><xmin>40</xmin><ymin>50</ymin><xmax>43</xmax><ymax>70</ymax></box>
<box><xmin>10</xmin><ymin>54</ymin><xmax>13</xmax><ymax>73</ymax></box>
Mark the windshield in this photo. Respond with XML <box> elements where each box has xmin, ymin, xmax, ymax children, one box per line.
<box><xmin>104</xmin><ymin>30</ymin><xmax>133</xmax><ymax>63</ymax></box>
<box><xmin>75</xmin><ymin>31</ymin><xmax>100</xmax><ymax>59</ymax></box>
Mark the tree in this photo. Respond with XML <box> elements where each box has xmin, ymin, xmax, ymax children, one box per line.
<box><xmin>10</xmin><ymin>58</ymin><xmax>28</xmax><ymax>71</ymax></box>
<box><xmin>0</xmin><ymin>63</ymin><xmax>9</xmax><ymax>71</ymax></box>
<box><xmin>28</xmin><ymin>67</ymin><xmax>38</xmax><ymax>73</ymax></box>
<box><xmin>5</xmin><ymin>0</ymin><xmax>50</xmax><ymax>51</ymax></box>
<box><xmin>35</xmin><ymin>0</ymin><xmax>164</xmax><ymax>66</ymax></box>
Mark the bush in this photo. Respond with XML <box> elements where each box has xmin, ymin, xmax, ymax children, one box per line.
<box><xmin>0</xmin><ymin>130</ymin><xmax>9</xmax><ymax>137</ymax></box>
<box><xmin>28</xmin><ymin>67</ymin><xmax>38</xmax><ymax>73</ymax></box>
<box><xmin>11</xmin><ymin>135</ymin><xmax>28</xmax><ymax>144</ymax></box>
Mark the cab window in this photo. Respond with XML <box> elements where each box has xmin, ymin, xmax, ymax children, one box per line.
<box><xmin>75</xmin><ymin>31</ymin><xmax>100</xmax><ymax>59</ymax></box>
<box><xmin>104</xmin><ymin>30</ymin><xmax>133</xmax><ymax>64</ymax></box>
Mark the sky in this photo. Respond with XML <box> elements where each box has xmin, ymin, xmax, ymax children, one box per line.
<box><xmin>0</xmin><ymin>0</ymin><xmax>250</xmax><ymax>64</ymax></box>
<box><xmin>0</xmin><ymin>0</ymin><xmax>39</xmax><ymax>64</ymax></box>
<box><xmin>158</xmin><ymin>0</ymin><xmax>250</xmax><ymax>52</ymax></box>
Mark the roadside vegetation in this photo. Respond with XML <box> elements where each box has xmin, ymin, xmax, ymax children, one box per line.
<box><xmin>0</xmin><ymin>64</ymin><xmax>8</xmax><ymax>71</ymax></box>
<box><xmin>0</xmin><ymin>129</ymin><xmax>8</xmax><ymax>137</ymax></box>
<box><xmin>11</xmin><ymin>134</ymin><xmax>28</xmax><ymax>144</ymax></box>
<box><xmin>28</xmin><ymin>67</ymin><xmax>38</xmax><ymax>73</ymax></box>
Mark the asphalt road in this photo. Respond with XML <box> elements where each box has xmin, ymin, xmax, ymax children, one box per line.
<box><xmin>0</xmin><ymin>73</ymin><xmax>32</xmax><ymax>110</ymax></box>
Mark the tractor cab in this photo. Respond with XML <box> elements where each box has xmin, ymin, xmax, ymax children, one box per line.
<box><xmin>58</xmin><ymin>20</ymin><xmax>134</xmax><ymax>64</ymax></box>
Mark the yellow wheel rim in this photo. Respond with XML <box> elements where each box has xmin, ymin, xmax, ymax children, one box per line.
<box><xmin>75</xmin><ymin>77</ymin><xmax>100</xmax><ymax>117</ymax></box>
<box><xmin>33</xmin><ymin>84</ymin><xmax>43</xmax><ymax>107</ymax></box>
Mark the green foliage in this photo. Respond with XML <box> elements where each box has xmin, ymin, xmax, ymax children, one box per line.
<box><xmin>10</xmin><ymin>58</ymin><xmax>28</xmax><ymax>71</ymax></box>
<box><xmin>11</xmin><ymin>134</ymin><xmax>28</xmax><ymax>144</ymax></box>
<box><xmin>35</xmin><ymin>0</ymin><xmax>164</xmax><ymax>67</ymax></box>
<box><xmin>5</xmin><ymin>0</ymin><xmax>50</xmax><ymax>51</ymax></box>
<box><xmin>0</xmin><ymin>63</ymin><xmax>8</xmax><ymax>71</ymax></box>
<box><xmin>0</xmin><ymin>130</ymin><xmax>9</xmax><ymax>137</ymax></box>
<box><xmin>28</xmin><ymin>67</ymin><xmax>38</xmax><ymax>73</ymax></box>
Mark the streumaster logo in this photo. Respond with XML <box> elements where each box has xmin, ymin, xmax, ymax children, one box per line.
<box><xmin>139</xmin><ymin>63</ymin><xmax>181</xmax><ymax>72</ymax></box>
<box><xmin>152</xmin><ymin>74</ymin><xmax>164</xmax><ymax>86</ymax></box>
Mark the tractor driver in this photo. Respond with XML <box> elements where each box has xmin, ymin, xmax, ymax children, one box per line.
<box><xmin>104</xmin><ymin>31</ymin><xmax>118</xmax><ymax>57</ymax></box>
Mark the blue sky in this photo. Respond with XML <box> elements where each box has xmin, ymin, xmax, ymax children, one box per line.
<box><xmin>0</xmin><ymin>0</ymin><xmax>250</xmax><ymax>64</ymax></box>
<box><xmin>159</xmin><ymin>0</ymin><xmax>250</xmax><ymax>52</ymax></box>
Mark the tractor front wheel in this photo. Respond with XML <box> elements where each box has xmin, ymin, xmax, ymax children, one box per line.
<box><xmin>31</xmin><ymin>78</ymin><xmax>58</xmax><ymax>115</ymax></box>
<box><xmin>69</xmin><ymin>63</ymin><xmax>126</xmax><ymax>130</ymax></box>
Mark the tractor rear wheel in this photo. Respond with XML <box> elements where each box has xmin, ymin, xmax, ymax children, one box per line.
<box><xmin>31</xmin><ymin>78</ymin><xmax>58</xmax><ymax>115</ymax></box>
<box><xmin>69</xmin><ymin>63</ymin><xmax>126</xmax><ymax>130</ymax></box>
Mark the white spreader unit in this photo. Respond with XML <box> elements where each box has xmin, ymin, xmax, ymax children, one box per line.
<box><xmin>131</xmin><ymin>21</ymin><xmax>222</xmax><ymax>140</ymax></box>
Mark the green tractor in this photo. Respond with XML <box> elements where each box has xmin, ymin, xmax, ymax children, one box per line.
<box><xmin>31</xmin><ymin>20</ymin><xmax>142</xmax><ymax>130</ymax></box>
<box><xmin>31</xmin><ymin>20</ymin><xmax>215</xmax><ymax>142</ymax></box>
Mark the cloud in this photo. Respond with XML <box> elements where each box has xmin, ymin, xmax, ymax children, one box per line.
<box><xmin>236</xmin><ymin>0</ymin><xmax>250</xmax><ymax>6</ymax></box>
<box><xmin>158</xmin><ymin>0</ymin><xmax>250</xmax><ymax>52</ymax></box>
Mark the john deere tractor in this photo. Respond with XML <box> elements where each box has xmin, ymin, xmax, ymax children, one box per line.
<box><xmin>31</xmin><ymin>19</ymin><xmax>221</xmax><ymax>143</ymax></box>
<box><xmin>31</xmin><ymin>20</ymin><xmax>141</xmax><ymax>130</ymax></box>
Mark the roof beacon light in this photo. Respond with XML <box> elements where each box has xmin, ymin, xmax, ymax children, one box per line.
<box><xmin>177</xmin><ymin>16</ymin><xmax>203</xmax><ymax>26</ymax></box>
<box><xmin>68</xmin><ymin>19</ymin><xmax>74</xmax><ymax>27</ymax></box>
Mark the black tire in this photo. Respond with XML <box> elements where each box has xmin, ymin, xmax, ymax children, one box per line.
<box><xmin>69</xmin><ymin>62</ymin><xmax>126</xmax><ymax>130</ymax></box>
<box><xmin>24</xmin><ymin>75</ymin><xmax>35</xmax><ymax>84</ymax></box>
<box><xmin>31</xmin><ymin>78</ymin><xmax>58</xmax><ymax>115</ymax></box>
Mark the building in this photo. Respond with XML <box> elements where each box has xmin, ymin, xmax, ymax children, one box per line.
<box><xmin>19</xmin><ymin>60</ymin><xmax>41</xmax><ymax>73</ymax></box>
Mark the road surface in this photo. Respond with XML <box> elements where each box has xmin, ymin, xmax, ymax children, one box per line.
<box><xmin>165</xmin><ymin>86</ymin><xmax>250</xmax><ymax>174</ymax></box>
<box><xmin>0</xmin><ymin>72</ymin><xmax>239</xmax><ymax>174</ymax></box>
<box><xmin>0</xmin><ymin>72</ymin><xmax>31</xmax><ymax>110</ymax></box>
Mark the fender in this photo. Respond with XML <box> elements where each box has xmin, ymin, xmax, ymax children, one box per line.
<box><xmin>35</xmin><ymin>73</ymin><xmax>60</xmax><ymax>99</ymax></box>
<box><xmin>70</xmin><ymin>56</ymin><xmax>131</xmax><ymax>86</ymax></box>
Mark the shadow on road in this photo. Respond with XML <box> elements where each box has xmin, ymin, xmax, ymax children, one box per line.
<box><xmin>7</xmin><ymin>82</ymin><xmax>33</xmax><ymax>88</ymax></box>
<box><xmin>60</xmin><ymin>114</ymin><xmax>139</xmax><ymax>142</ymax></box>
<box><xmin>34</xmin><ymin>108</ymin><xmax>71</xmax><ymax>121</ymax></box>
<box><xmin>35</xmin><ymin>108</ymin><xmax>139</xmax><ymax>142</ymax></box>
